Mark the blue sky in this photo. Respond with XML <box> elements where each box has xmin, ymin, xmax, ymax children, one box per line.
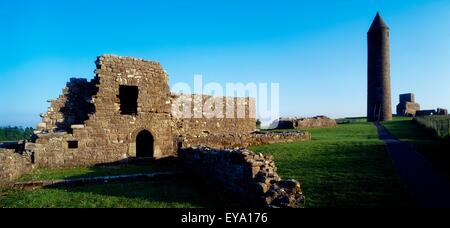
<box><xmin>1</xmin><ymin>0</ymin><xmax>449</xmax><ymax>127</ymax></box>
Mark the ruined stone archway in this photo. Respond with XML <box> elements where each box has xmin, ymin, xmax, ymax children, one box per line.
<box><xmin>136</xmin><ymin>130</ymin><xmax>154</xmax><ymax>158</ymax></box>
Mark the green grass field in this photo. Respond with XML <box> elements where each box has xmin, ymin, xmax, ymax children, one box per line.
<box><xmin>0</xmin><ymin>179</ymin><xmax>232</xmax><ymax>208</ymax></box>
<box><xmin>0</xmin><ymin>161</ymin><xmax>236</xmax><ymax>208</ymax></box>
<box><xmin>1</xmin><ymin>120</ymin><xmax>412</xmax><ymax>208</ymax></box>
<box><xmin>1</xmin><ymin>158</ymin><xmax>237</xmax><ymax>208</ymax></box>
<box><xmin>252</xmin><ymin>121</ymin><xmax>410</xmax><ymax>208</ymax></box>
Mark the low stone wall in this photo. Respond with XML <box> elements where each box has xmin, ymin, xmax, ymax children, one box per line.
<box><xmin>0</xmin><ymin>149</ymin><xmax>34</xmax><ymax>182</ymax></box>
<box><xmin>294</xmin><ymin>116</ymin><xmax>337</xmax><ymax>129</ymax></box>
<box><xmin>271</xmin><ymin>116</ymin><xmax>337</xmax><ymax>129</ymax></box>
<box><xmin>182</xmin><ymin>131</ymin><xmax>310</xmax><ymax>149</ymax></box>
<box><xmin>178</xmin><ymin>147</ymin><xmax>305</xmax><ymax>208</ymax></box>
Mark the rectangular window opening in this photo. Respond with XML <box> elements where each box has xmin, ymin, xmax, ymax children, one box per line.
<box><xmin>68</xmin><ymin>141</ymin><xmax>78</xmax><ymax>149</ymax></box>
<box><xmin>119</xmin><ymin>85</ymin><xmax>138</xmax><ymax>115</ymax></box>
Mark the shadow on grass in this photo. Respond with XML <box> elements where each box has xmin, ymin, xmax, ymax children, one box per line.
<box><xmin>383</xmin><ymin>119</ymin><xmax>450</xmax><ymax>181</ymax></box>
<box><xmin>19</xmin><ymin>157</ymin><xmax>180</xmax><ymax>182</ymax></box>
<box><xmin>43</xmin><ymin>178</ymin><xmax>236</xmax><ymax>208</ymax></box>
<box><xmin>3</xmin><ymin>157</ymin><xmax>242</xmax><ymax>208</ymax></box>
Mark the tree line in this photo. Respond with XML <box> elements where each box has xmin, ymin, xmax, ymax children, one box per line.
<box><xmin>0</xmin><ymin>126</ymin><xmax>35</xmax><ymax>142</ymax></box>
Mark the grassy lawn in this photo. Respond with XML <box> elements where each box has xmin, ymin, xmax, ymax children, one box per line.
<box><xmin>251</xmin><ymin>121</ymin><xmax>411</xmax><ymax>208</ymax></box>
<box><xmin>1</xmin><ymin>158</ymin><xmax>237</xmax><ymax>208</ymax></box>
<box><xmin>383</xmin><ymin>117</ymin><xmax>450</xmax><ymax>180</ymax></box>
<box><xmin>0</xmin><ymin>179</ymin><xmax>232</xmax><ymax>208</ymax></box>
<box><xmin>382</xmin><ymin>117</ymin><xmax>431</xmax><ymax>142</ymax></box>
<box><xmin>1</xmin><ymin>120</ymin><xmax>413</xmax><ymax>208</ymax></box>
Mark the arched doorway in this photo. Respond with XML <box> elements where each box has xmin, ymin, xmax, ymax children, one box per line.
<box><xmin>136</xmin><ymin>130</ymin><xmax>154</xmax><ymax>158</ymax></box>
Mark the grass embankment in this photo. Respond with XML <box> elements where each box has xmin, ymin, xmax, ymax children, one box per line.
<box><xmin>383</xmin><ymin>117</ymin><xmax>450</xmax><ymax>180</ymax></box>
<box><xmin>252</xmin><ymin>121</ymin><xmax>410</xmax><ymax>208</ymax></box>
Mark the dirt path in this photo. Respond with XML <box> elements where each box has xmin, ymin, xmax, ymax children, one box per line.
<box><xmin>375</xmin><ymin>122</ymin><xmax>450</xmax><ymax>208</ymax></box>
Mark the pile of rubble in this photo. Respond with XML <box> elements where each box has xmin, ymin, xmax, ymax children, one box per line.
<box><xmin>179</xmin><ymin>147</ymin><xmax>305</xmax><ymax>208</ymax></box>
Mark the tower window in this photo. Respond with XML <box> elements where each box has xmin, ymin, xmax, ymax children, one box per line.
<box><xmin>119</xmin><ymin>85</ymin><xmax>138</xmax><ymax>115</ymax></box>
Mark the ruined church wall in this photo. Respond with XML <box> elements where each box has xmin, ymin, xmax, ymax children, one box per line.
<box><xmin>84</xmin><ymin>55</ymin><xmax>175</xmax><ymax>159</ymax></box>
<box><xmin>172</xmin><ymin>94</ymin><xmax>257</xmax><ymax>137</ymax></box>
<box><xmin>182</xmin><ymin>132</ymin><xmax>311</xmax><ymax>149</ymax></box>
<box><xmin>33</xmin><ymin>129</ymin><xmax>130</xmax><ymax>168</ymax></box>
<box><xmin>37</xmin><ymin>93</ymin><xmax>66</xmax><ymax>132</ymax></box>
<box><xmin>34</xmin><ymin>55</ymin><xmax>176</xmax><ymax>168</ymax></box>
<box><xmin>0</xmin><ymin>149</ymin><xmax>34</xmax><ymax>182</ymax></box>
<box><xmin>31</xmin><ymin>55</ymin><xmax>292</xmax><ymax>169</ymax></box>
<box><xmin>37</xmin><ymin>78</ymin><xmax>96</xmax><ymax>132</ymax></box>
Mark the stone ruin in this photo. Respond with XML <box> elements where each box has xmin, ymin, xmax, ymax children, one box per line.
<box><xmin>179</xmin><ymin>147</ymin><xmax>305</xmax><ymax>208</ymax></box>
<box><xmin>0</xmin><ymin>55</ymin><xmax>310</xmax><ymax>207</ymax></box>
<box><xmin>416</xmin><ymin>108</ymin><xmax>448</xmax><ymax>117</ymax></box>
<box><xmin>0</xmin><ymin>148</ymin><xmax>33</xmax><ymax>181</ymax></box>
<box><xmin>396</xmin><ymin>93</ymin><xmax>420</xmax><ymax>117</ymax></box>
<box><xmin>0</xmin><ymin>55</ymin><xmax>310</xmax><ymax>168</ymax></box>
<box><xmin>436</xmin><ymin>108</ymin><xmax>449</xmax><ymax>116</ymax></box>
<box><xmin>26</xmin><ymin>55</ymin><xmax>263</xmax><ymax>168</ymax></box>
<box><xmin>270</xmin><ymin>116</ymin><xmax>337</xmax><ymax>130</ymax></box>
<box><xmin>396</xmin><ymin>93</ymin><xmax>448</xmax><ymax>117</ymax></box>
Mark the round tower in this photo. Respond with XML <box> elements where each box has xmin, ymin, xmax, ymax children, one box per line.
<box><xmin>367</xmin><ymin>12</ymin><xmax>392</xmax><ymax>122</ymax></box>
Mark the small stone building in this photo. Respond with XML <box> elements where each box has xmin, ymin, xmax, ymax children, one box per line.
<box><xmin>396</xmin><ymin>93</ymin><xmax>448</xmax><ymax>117</ymax></box>
<box><xmin>396</xmin><ymin>93</ymin><xmax>420</xmax><ymax>117</ymax></box>
<box><xmin>1</xmin><ymin>55</ymin><xmax>311</xmax><ymax>207</ymax></box>
<box><xmin>1</xmin><ymin>54</ymin><xmax>310</xmax><ymax>183</ymax></box>
<box><xmin>30</xmin><ymin>55</ymin><xmax>258</xmax><ymax>168</ymax></box>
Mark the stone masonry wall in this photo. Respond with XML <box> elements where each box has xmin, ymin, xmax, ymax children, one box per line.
<box><xmin>179</xmin><ymin>147</ymin><xmax>305</xmax><ymax>208</ymax></box>
<box><xmin>271</xmin><ymin>116</ymin><xmax>337</xmax><ymax>129</ymax></box>
<box><xmin>33</xmin><ymin>55</ymin><xmax>176</xmax><ymax>168</ymax></box>
<box><xmin>31</xmin><ymin>55</ymin><xmax>259</xmax><ymax>168</ymax></box>
<box><xmin>172</xmin><ymin>94</ymin><xmax>256</xmax><ymax>136</ymax></box>
<box><xmin>396</xmin><ymin>93</ymin><xmax>420</xmax><ymax>117</ymax></box>
<box><xmin>181</xmin><ymin>131</ymin><xmax>310</xmax><ymax>149</ymax></box>
<box><xmin>38</xmin><ymin>78</ymin><xmax>96</xmax><ymax>132</ymax></box>
<box><xmin>0</xmin><ymin>149</ymin><xmax>34</xmax><ymax>182</ymax></box>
